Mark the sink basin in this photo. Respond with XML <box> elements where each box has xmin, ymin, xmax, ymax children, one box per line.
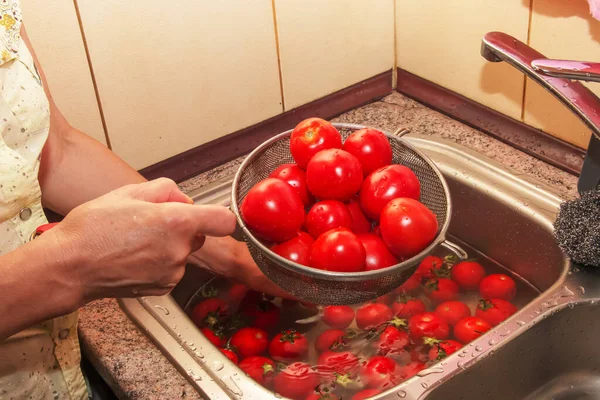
<box><xmin>119</xmin><ymin>132</ymin><xmax>584</xmax><ymax>400</ymax></box>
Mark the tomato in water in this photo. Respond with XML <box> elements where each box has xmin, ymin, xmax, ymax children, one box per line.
<box><xmin>240</xmin><ymin>299</ymin><xmax>281</xmax><ymax>330</ymax></box>
<box><xmin>356</xmin><ymin>303</ymin><xmax>393</xmax><ymax>330</ymax></box>
<box><xmin>359</xmin><ymin>164</ymin><xmax>421</xmax><ymax>219</ymax></box>
<box><xmin>191</xmin><ymin>298</ymin><xmax>229</xmax><ymax>327</ymax></box>
<box><xmin>227</xmin><ymin>283</ymin><xmax>249</xmax><ymax>303</ymax></box>
<box><xmin>322</xmin><ymin>305</ymin><xmax>355</xmax><ymax>329</ymax></box>
<box><xmin>305</xmin><ymin>200</ymin><xmax>353</xmax><ymax>238</ymax></box>
<box><xmin>479</xmin><ymin>274</ymin><xmax>517</xmax><ymax>301</ymax></box>
<box><xmin>200</xmin><ymin>327</ymin><xmax>226</xmax><ymax>347</ymax></box>
<box><xmin>315</xmin><ymin>329</ymin><xmax>347</xmax><ymax>354</ymax></box>
<box><xmin>271</xmin><ymin>232</ymin><xmax>314</xmax><ymax>266</ymax></box>
<box><xmin>310</xmin><ymin>228</ymin><xmax>366</xmax><ymax>272</ymax></box>
<box><xmin>357</xmin><ymin>233</ymin><xmax>399</xmax><ymax>271</ymax></box>
<box><xmin>219</xmin><ymin>348</ymin><xmax>239</xmax><ymax>364</ymax></box>
<box><xmin>290</xmin><ymin>118</ymin><xmax>342</xmax><ymax>169</ymax></box>
<box><xmin>230</xmin><ymin>327</ymin><xmax>269</xmax><ymax>358</ymax></box>
<box><xmin>342</xmin><ymin>128</ymin><xmax>393</xmax><ymax>176</ymax></box>
<box><xmin>451</xmin><ymin>261</ymin><xmax>486</xmax><ymax>290</ymax></box>
<box><xmin>346</xmin><ymin>196</ymin><xmax>372</xmax><ymax>234</ymax></box>
<box><xmin>371</xmin><ymin>224</ymin><xmax>381</xmax><ymax>237</ymax></box>
<box><xmin>359</xmin><ymin>356</ymin><xmax>399</xmax><ymax>389</ymax></box>
<box><xmin>423</xmin><ymin>278</ymin><xmax>460</xmax><ymax>303</ymax></box>
<box><xmin>425</xmin><ymin>339</ymin><xmax>463</xmax><ymax>361</ymax></box>
<box><xmin>352</xmin><ymin>389</ymin><xmax>382</xmax><ymax>400</ymax></box>
<box><xmin>372</xmin><ymin>320</ymin><xmax>410</xmax><ymax>356</ymax></box>
<box><xmin>408</xmin><ymin>312</ymin><xmax>450</xmax><ymax>342</ymax></box>
<box><xmin>238</xmin><ymin>356</ymin><xmax>275</xmax><ymax>386</ymax></box>
<box><xmin>306</xmin><ymin>149</ymin><xmax>363</xmax><ymax>201</ymax></box>
<box><xmin>453</xmin><ymin>316</ymin><xmax>492</xmax><ymax>344</ymax></box>
<box><xmin>398</xmin><ymin>361</ymin><xmax>426</xmax><ymax>380</ymax></box>
<box><xmin>416</xmin><ymin>256</ymin><xmax>448</xmax><ymax>279</ymax></box>
<box><xmin>392</xmin><ymin>294</ymin><xmax>426</xmax><ymax>318</ymax></box>
<box><xmin>269</xmin><ymin>329</ymin><xmax>309</xmax><ymax>362</ymax></box>
<box><xmin>476</xmin><ymin>298</ymin><xmax>518</xmax><ymax>326</ymax></box>
<box><xmin>241</xmin><ymin>178</ymin><xmax>305</xmax><ymax>243</ymax></box>
<box><xmin>269</xmin><ymin>163</ymin><xmax>314</xmax><ymax>206</ymax></box>
<box><xmin>317</xmin><ymin>350</ymin><xmax>361</xmax><ymax>381</ymax></box>
<box><xmin>380</xmin><ymin>198</ymin><xmax>438</xmax><ymax>259</ymax></box>
<box><xmin>434</xmin><ymin>301</ymin><xmax>471</xmax><ymax>326</ymax></box>
<box><xmin>273</xmin><ymin>362</ymin><xmax>321</xmax><ymax>400</ymax></box>
<box><xmin>396</xmin><ymin>273</ymin><xmax>421</xmax><ymax>294</ymax></box>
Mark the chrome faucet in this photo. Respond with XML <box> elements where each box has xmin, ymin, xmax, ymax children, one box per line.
<box><xmin>481</xmin><ymin>32</ymin><xmax>600</xmax><ymax>193</ymax></box>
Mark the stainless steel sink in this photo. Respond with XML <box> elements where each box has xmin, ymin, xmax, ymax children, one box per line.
<box><xmin>119</xmin><ymin>134</ymin><xmax>587</xmax><ymax>400</ymax></box>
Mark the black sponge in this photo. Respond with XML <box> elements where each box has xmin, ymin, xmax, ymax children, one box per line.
<box><xmin>554</xmin><ymin>190</ymin><xmax>600</xmax><ymax>267</ymax></box>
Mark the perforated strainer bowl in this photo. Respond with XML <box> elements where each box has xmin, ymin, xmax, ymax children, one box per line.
<box><xmin>230</xmin><ymin>123</ymin><xmax>451</xmax><ymax>305</ymax></box>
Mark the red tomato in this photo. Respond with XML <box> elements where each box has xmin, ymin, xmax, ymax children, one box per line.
<box><xmin>269</xmin><ymin>329</ymin><xmax>309</xmax><ymax>362</ymax></box>
<box><xmin>271</xmin><ymin>232</ymin><xmax>314</xmax><ymax>266</ymax></box>
<box><xmin>375</xmin><ymin>293</ymin><xmax>394</xmax><ymax>305</ymax></box>
<box><xmin>310</xmin><ymin>228</ymin><xmax>366</xmax><ymax>272</ymax></box>
<box><xmin>322</xmin><ymin>306</ymin><xmax>355</xmax><ymax>329</ymax></box>
<box><xmin>426</xmin><ymin>339</ymin><xmax>462</xmax><ymax>361</ymax></box>
<box><xmin>479</xmin><ymin>274</ymin><xmax>517</xmax><ymax>301</ymax></box>
<box><xmin>380</xmin><ymin>198</ymin><xmax>438</xmax><ymax>259</ymax></box>
<box><xmin>305</xmin><ymin>200</ymin><xmax>353</xmax><ymax>238</ymax></box>
<box><xmin>306</xmin><ymin>391</ymin><xmax>340</xmax><ymax>400</ymax></box>
<box><xmin>423</xmin><ymin>278</ymin><xmax>460</xmax><ymax>303</ymax></box>
<box><xmin>342</xmin><ymin>128</ymin><xmax>392</xmax><ymax>176</ymax></box>
<box><xmin>191</xmin><ymin>298</ymin><xmax>229</xmax><ymax>327</ymax></box>
<box><xmin>273</xmin><ymin>362</ymin><xmax>320</xmax><ymax>400</ymax></box>
<box><xmin>290</xmin><ymin>118</ymin><xmax>342</xmax><ymax>169</ymax></box>
<box><xmin>269</xmin><ymin>163</ymin><xmax>314</xmax><ymax>206</ymax></box>
<box><xmin>392</xmin><ymin>295</ymin><xmax>426</xmax><ymax>318</ymax></box>
<box><xmin>360</xmin><ymin>356</ymin><xmax>399</xmax><ymax>389</ymax></box>
<box><xmin>357</xmin><ymin>233</ymin><xmax>399</xmax><ymax>271</ymax></box>
<box><xmin>315</xmin><ymin>329</ymin><xmax>347</xmax><ymax>354</ymax></box>
<box><xmin>306</xmin><ymin>149</ymin><xmax>363</xmax><ymax>201</ymax></box>
<box><xmin>371</xmin><ymin>224</ymin><xmax>381</xmax><ymax>236</ymax></box>
<box><xmin>416</xmin><ymin>256</ymin><xmax>447</xmax><ymax>278</ymax></box>
<box><xmin>352</xmin><ymin>389</ymin><xmax>382</xmax><ymax>400</ymax></box>
<box><xmin>238</xmin><ymin>356</ymin><xmax>275</xmax><ymax>386</ymax></box>
<box><xmin>359</xmin><ymin>165</ymin><xmax>421</xmax><ymax>219</ymax></box>
<box><xmin>451</xmin><ymin>261</ymin><xmax>486</xmax><ymax>290</ymax></box>
<box><xmin>240</xmin><ymin>299</ymin><xmax>281</xmax><ymax>330</ymax></box>
<box><xmin>398</xmin><ymin>361</ymin><xmax>426</xmax><ymax>380</ymax></box>
<box><xmin>227</xmin><ymin>284</ymin><xmax>249</xmax><ymax>303</ymax></box>
<box><xmin>476</xmin><ymin>298</ymin><xmax>517</xmax><ymax>326</ymax></box>
<box><xmin>372</xmin><ymin>324</ymin><xmax>410</xmax><ymax>356</ymax></box>
<box><xmin>230</xmin><ymin>327</ymin><xmax>269</xmax><ymax>358</ymax></box>
<box><xmin>408</xmin><ymin>312</ymin><xmax>450</xmax><ymax>341</ymax></box>
<box><xmin>200</xmin><ymin>327</ymin><xmax>226</xmax><ymax>347</ymax></box>
<box><xmin>220</xmin><ymin>348</ymin><xmax>239</xmax><ymax>364</ymax></box>
<box><xmin>317</xmin><ymin>350</ymin><xmax>361</xmax><ymax>380</ymax></box>
<box><xmin>396</xmin><ymin>273</ymin><xmax>421</xmax><ymax>294</ymax></box>
<box><xmin>356</xmin><ymin>303</ymin><xmax>393</xmax><ymax>330</ymax></box>
<box><xmin>454</xmin><ymin>317</ymin><xmax>492</xmax><ymax>344</ymax></box>
<box><xmin>347</xmin><ymin>196</ymin><xmax>372</xmax><ymax>234</ymax></box>
<box><xmin>241</xmin><ymin>178</ymin><xmax>305</xmax><ymax>242</ymax></box>
<box><xmin>435</xmin><ymin>301</ymin><xmax>471</xmax><ymax>326</ymax></box>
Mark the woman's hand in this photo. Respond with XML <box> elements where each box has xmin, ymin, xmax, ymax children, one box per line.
<box><xmin>46</xmin><ymin>178</ymin><xmax>236</xmax><ymax>305</ymax></box>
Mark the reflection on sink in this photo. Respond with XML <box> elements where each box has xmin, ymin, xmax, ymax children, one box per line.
<box><xmin>426</xmin><ymin>303</ymin><xmax>600</xmax><ymax>400</ymax></box>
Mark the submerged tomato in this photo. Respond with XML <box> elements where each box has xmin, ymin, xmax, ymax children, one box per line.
<box><xmin>392</xmin><ymin>294</ymin><xmax>426</xmax><ymax>318</ymax></box>
<box><xmin>396</xmin><ymin>273</ymin><xmax>421</xmax><ymax>294</ymax></box>
<box><xmin>356</xmin><ymin>303</ymin><xmax>393</xmax><ymax>330</ymax></box>
<box><xmin>240</xmin><ymin>298</ymin><xmax>281</xmax><ymax>330</ymax></box>
<box><xmin>360</xmin><ymin>356</ymin><xmax>399</xmax><ymax>389</ymax></box>
<box><xmin>238</xmin><ymin>356</ymin><xmax>275</xmax><ymax>386</ymax></box>
<box><xmin>305</xmin><ymin>200</ymin><xmax>353</xmax><ymax>238</ymax></box>
<box><xmin>273</xmin><ymin>362</ymin><xmax>320</xmax><ymax>400</ymax></box>
<box><xmin>290</xmin><ymin>118</ymin><xmax>342</xmax><ymax>169</ymax></box>
<box><xmin>372</xmin><ymin>322</ymin><xmax>410</xmax><ymax>356</ymax></box>
<box><xmin>191</xmin><ymin>298</ymin><xmax>228</xmax><ymax>327</ymax></box>
<box><xmin>269</xmin><ymin>329</ymin><xmax>309</xmax><ymax>362</ymax></box>
<box><xmin>426</xmin><ymin>339</ymin><xmax>463</xmax><ymax>361</ymax></box>
<box><xmin>271</xmin><ymin>232</ymin><xmax>314</xmax><ymax>266</ymax></box>
<box><xmin>359</xmin><ymin>164</ymin><xmax>421</xmax><ymax>219</ymax></box>
<box><xmin>241</xmin><ymin>178</ymin><xmax>305</xmax><ymax>242</ymax></box>
<box><xmin>453</xmin><ymin>316</ymin><xmax>492</xmax><ymax>344</ymax></box>
<box><xmin>200</xmin><ymin>327</ymin><xmax>226</xmax><ymax>347</ymax></box>
<box><xmin>398</xmin><ymin>361</ymin><xmax>426</xmax><ymax>379</ymax></box>
<box><xmin>230</xmin><ymin>327</ymin><xmax>269</xmax><ymax>358</ymax></box>
<box><xmin>380</xmin><ymin>198</ymin><xmax>438</xmax><ymax>259</ymax></box>
<box><xmin>219</xmin><ymin>348</ymin><xmax>239</xmax><ymax>364</ymax></box>
<box><xmin>342</xmin><ymin>128</ymin><xmax>393</xmax><ymax>176</ymax></box>
<box><xmin>423</xmin><ymin>278</ymin><xmax>460</xmax><ymax>303</ymax></box>
<box><xmin>408</xmin><ymin>312</ymin><xmax>450</xmax><ymax>342</ymax></box>
<box><xmin>269</xmin><ymin>163</ymin><xmax>314</xmax><ymax>206</ymax></box>
<box><xmin>322</xmin><ymin>305</ymin><xmax>355</xmax><ymax>329</ymax></box>
<box><xmin>310</xmin><ymin>228</ymin><xmax>366</xmax><ymax>272</ymax></box>
<box><xmin>476</xmin><ymin>298</ymin><xmax>517</xmax><ymax>326</ymax></box>
<box><xmin>451</xmin><ymin>261</ymin><xmax>486</xmax><ymax>290</ymax></box>
<box><xmin>434</xmin><ymin>301</ymin><xmax>471</xmax><ymax>326</ymax></box>
<box><xmin>416</xmin><ymin>256</ymin><xmax>447</xmax><ymax>279</ymax></box>
<box><xmin>317</xmin><ymin>350</ymin><xmax>361</xmax><ymax>380</ymax></box>
<box><xmin>347</xmin><ymin>196</ymin><xmax>372</xmax><ymax>234</ymax></box>
<box><xmin>479</xmin><ymin>274</ymin><xmax>517</xmax><ymax>301</ymax></box>
<box><xmin>306</xmin><ymin>149</ymin><xmax>363</xmax><ymax>201</ymax></box>
<box><xmin>357</xmin><ymin>233</ymin><xmax>399</xmax><ymax>271</ymax></box>
<box><xmin>315</xmin><ymin>329</ymin><xmax>347</xmax><ymax>354</ymax></box>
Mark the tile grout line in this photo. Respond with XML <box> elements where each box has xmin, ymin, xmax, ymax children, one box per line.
<box><xmin>72</xmin><ymin>0</ymin><xmax>112</xmax><ymax>149</ymax></box>
<box><xmin>270</xmin><ymin>0</ymin><xmax>286</xmax><ymax>112</ymax></box>
<box><xmin>521</xmin><ymin>0</ymin><xmax>535</xmax><ymax>122</ymax></box>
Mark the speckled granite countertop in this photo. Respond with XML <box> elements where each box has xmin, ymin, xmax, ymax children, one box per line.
<box><xmin>78</xmin><ymin>92</ymin><xmax>580</xmax><ymax>400</ymax></box>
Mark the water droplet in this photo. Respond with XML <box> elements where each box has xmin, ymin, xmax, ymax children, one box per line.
<box><xmin>577</xmin><ymin>286</ymin><xmax>585</xmax><ymax>295</ymax></box>
<box><xmin>211</xmin><ymin>361</ymin><xmax>224</xmax><ymax>371</ymax></box>
<box><xmin>274</xmin><ymin>393</ymin><xmax>283</xmax><ymax>399</ymax></box>
<box><xmin>469</xmin><ymin>343</ymin><xmax>474</xmax><ymax>347</ymax></box>
<box><xmin>462</xmin><ymin>349</ymin><xmax>468</xmax><ymax>353</ymax></box>
<box><xmin>417</xmin><ymin>367</ymin><xmax>444</xmax><ymax>377</ymax></box>
<box><xmin>397</xmin><ymin>391</ymin><xmax>407</xmax><ymax>398</ymax></box>
<box><xmin>475</xmin><ymin>346</ymin><xmax>483</xmax><ymax>352</ymax></box>
<box><xmin>488</xmin><ymin>339</ymin><xmax>496</xmax><ymax>346</ymax></box>
<box><xmin>561</xmin><ymin>286</ymin><xmax>575</xmax><ymax>297</ymax></box>
<box><xmin>458</xmin><ymin>361</ymin><xmax>467</xmax><ymax>370</ymax></box>
<box><xmin>153</xmin><ymin>305</ymin><xmax>170</xmax><ymax>315</ymax></box>
<box><xmin>563</xmin><ymin>83</ymin><xmax>569</xmax><ymax>87</ymax></box>
<box><xmin>421</xmin><ymin>382</ymin><xmax>429</xmax><ymax>389</ymax></box>
<box><xmin>516</xmin><ymin>320</ymin><xmax>526</xmax><ymax>326</ymax></box>
<box><xmin>221</xmin><ymin>376</ymin><xmax>243</xmax><ymax>396</ymax></box>
<box><xmin>458</xmin><ymin>353</ymin><xmax>466</xmax><ymax>358</ymax></box>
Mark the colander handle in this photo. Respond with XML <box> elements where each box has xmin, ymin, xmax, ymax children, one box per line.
<box><xmin>440</xmin><ymin>240</ymin><xmax>469</xmax><ymax>260</ymax></box>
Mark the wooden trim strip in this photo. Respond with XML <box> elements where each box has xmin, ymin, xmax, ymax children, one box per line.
<box><xmin>140</xmin><ymin>70</ymin><xmax>394</xmax><ymax>182</ymax></box>
<box><xmin>396</xmin><ymin>68</ymin><xmax>585</xmax><ymax>176</ymax></box>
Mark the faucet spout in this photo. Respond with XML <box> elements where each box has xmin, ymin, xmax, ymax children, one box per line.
<box><xmin>481</xmin><ymin>31</ymin><xmax>600</xmax><ymax>193</ymax></box>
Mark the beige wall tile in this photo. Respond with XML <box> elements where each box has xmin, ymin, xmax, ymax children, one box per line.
<box><xmin>523</xmin><ymin>0</ymin><xmax>600</xmax><ymax>149</ymax></box>
<box><xmin>20</xmin><ymin>0</ymin><xmax>106</xmax><ymax>145</ymax></box>
<box><xmin>76</xmin><ymin>0</ymin><xmax>282</xmax><ymax>169</ymax></box>
<box><xmin>396</xmin><ymin>0</ymin><xmax>531</xmax><ymax>120</ymax></box>
<box><xmin>275</xmin><ymin>0</ymin><xmax>394</xmax><ymax>110</ymax></box>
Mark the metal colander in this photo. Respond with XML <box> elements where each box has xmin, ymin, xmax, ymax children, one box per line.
<box><xmin>230</xmin><ymin>123</ymin><xmax>451</xmax><ymax>305</ymax></box>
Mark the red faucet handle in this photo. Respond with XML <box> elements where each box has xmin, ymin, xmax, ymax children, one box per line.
<box><xmin>33</xmin><ymin>222</ymin><xmax>59</xmax><ymax>238</ymax></box>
